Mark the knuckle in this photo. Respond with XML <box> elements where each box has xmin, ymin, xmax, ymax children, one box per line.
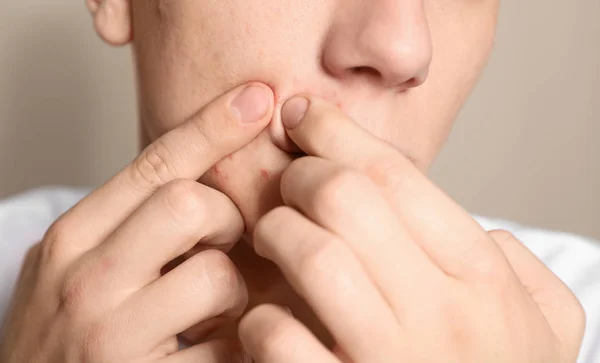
<box><xmin>570</xmin><ymin>299</ymin><xmax>587</xmax><ymax>341</ymax></box>
<box><xmin>556</xmin><ymin>289</ymin><xmax>587</xmax><ymax>343</ymax></box>
<box><xmin>131</xmin><ymin>140</ymin><xmax>175</xmax><ymax>189</ymax></box>
<box><xmin>40</xmin><ymin>219</ymin><xmax>72</xmax><ymax>265</ymax></box>
<box><xmin>480</xmin><ymin>230</ymin><xmax>524</xmax><ymax>284</ymax></box>
<box><xmin>253</xmin><ymin>206</ymin><xmax>297</xmax><ymax>258</ymax></box>
<box><xmin>161</xmin><ymin>179</ymin><xmax>208</xmax><ymax>228</ymax></box>
<box><xmin>257</xmin><ymin>322</ymin><xmax>296</xmax><ymax>359</ymax></box>
<box><xmin>471</xmin><ymin>254</ymin><xmax>513</xmax><ymax>285</ymax></box>
<box><xmin>255</xmin><ymin>206</ymin><xmax>294</xmax><ymax>238</ymax></box>
<box><xmin>263</xmin><ymin>205</ymin><xmax>295</xmax><ymax>225</ymax></box>
<box><xmin>365</xmin><ymin>155</ymin><xmax>409</xmax><ymax>191</ymax></box>
<box><xmin>488</xmin><ymin>229</ymin><xmax>518</xmax><ymax>246</ymax></box>
<box><xmin>297</xmin><ymin>234</ymin><xmax>341</xmax><ymax>279</ymax></box>
<box><xmin>188</xmin><ymin>113</ymin><xmax>214</xmax><ymax>147</ymax></box>
<box><xmin>23</xmin><ymin>241</ymin><xmax>43</xmax><ymax>267</ymax></box>
<box><xmin>200</xmin><ymin>250</ymin><xmax>245</xmax><ymax>303</ymax></box>
<box><xmin>315</xmin><ymin>167</ymin><xmax>362</xmax><ymax>212</ymax></box>
<box><xmin>243</xmin><ymin>306</ymin><xmax>298</xmax><ymax>360</ymax></box>
<box><xmin>253</xmin><ymin>208</ymin><xmax>275</xmax><ymax>237</ymax></box>
<box><xmin>59</xmin><ymin>271</ymin><xmax>90</xmax><ymax>315</ymax></box>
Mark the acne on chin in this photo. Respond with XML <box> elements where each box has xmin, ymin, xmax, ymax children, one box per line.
<box><xmin>207</xmin><ymin>157</ymin><xmax>270</xmax><ymax>184</ymax></box>
<box><xmin>207</xmin><ymin>148</ymin><xmax>292</xmax><ymax>239</ymax></box>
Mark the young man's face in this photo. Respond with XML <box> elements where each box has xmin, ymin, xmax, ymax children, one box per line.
<box><xmin>125</xmin><ymin>0</ymin><xmax>499</xmax><ymax>236</ymax></box>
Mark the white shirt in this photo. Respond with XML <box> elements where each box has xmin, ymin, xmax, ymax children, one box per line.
<box><xmin>1</xmin><ymin>187</ymin><xmax>599</xmax><ymax>362</ymax></box>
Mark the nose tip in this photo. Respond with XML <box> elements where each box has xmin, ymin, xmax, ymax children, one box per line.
<box><xmin>358</xmin><ymin>38</ymin><xmax>432</xmax><ymax>90</ymax></box>
<box><xmin>323</xmin><ymin>1</ymin><xmax>433</xmax><ymax>91</ymax></box>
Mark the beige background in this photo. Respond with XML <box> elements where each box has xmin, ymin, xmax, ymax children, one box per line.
<box><xmin>1</xmin><ymin>1</ymin><xmax>598</xmax><ymax>239</ymax></box>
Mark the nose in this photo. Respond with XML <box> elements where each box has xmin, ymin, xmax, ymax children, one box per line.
<box><xmin>323</xmin><ymin>0</ymin><xmax>432</xmax><ymax>91</ymax></box>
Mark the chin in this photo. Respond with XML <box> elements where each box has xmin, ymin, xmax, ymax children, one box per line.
<box><xmin>198</xmin><ymin>130</ymin><xmax>294</xmax><ymax>241</ymax></box>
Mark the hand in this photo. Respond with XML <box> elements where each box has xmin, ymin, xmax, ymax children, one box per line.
<box><xmin>0</xmin><ymin>83</ymin><xmax>274</xmax><ymax>363</ymax></box>
<box><xmin>239</xmin><ymin>96</ymin><xmax>586</xmax><ymax>362</ymax></box>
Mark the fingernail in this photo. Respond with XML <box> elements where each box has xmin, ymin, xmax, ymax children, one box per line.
<box><xmin>281</xmin><ymin>97</ymin><xmax>309</xmax><ymax>130</ymax></box>
<box><xmin>231</xmin><ymin>85</ymin><xmax>271</xmax><ymax>123</ymax></box>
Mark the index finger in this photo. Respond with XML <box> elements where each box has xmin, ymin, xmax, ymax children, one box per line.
<box><xmin>54</xmin><ymin>83</ymin><xmax>274</xmax><ymax>257</ymax></box>
<box><xmin>280</xmin><ymin>95</ymin><xmax>506</xmax><ymax>280</ymax></box>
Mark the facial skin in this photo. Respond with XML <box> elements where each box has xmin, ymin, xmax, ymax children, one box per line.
<box><xmin>90</xmin><ymin>0</ymin><xmax>499</xmax><ymax>344</ymax></box>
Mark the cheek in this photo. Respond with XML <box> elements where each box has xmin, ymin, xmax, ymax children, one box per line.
<box><xmin>134</xmin><ymin>0</ymin><xmax>328</xmax><ymax>139</ymax></box>
<box><xmin>386</xmin><ymin>1</ymin><xmax>498</xmax><ymax>168</ymax></box>
<box><xmin>427</xmin><ymin>0</ymin><xmax>498</xmax><ymax>92</ymax></box>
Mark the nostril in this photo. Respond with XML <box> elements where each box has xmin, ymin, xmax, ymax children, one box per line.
<box><xmin>397</xmin><ymin>75</ymin><xmax>427</xmax><ymax>92</ymax></box>
<box><xmin>351</xmin><ymin>66</ymin><xmax>381</xmax><ymax>79</ymax></box>
<box><xmin>351</xmin><ymin>66</ymin><xmax>425</xmax><ymax>90</ymax></box>
<box><xmin>405</xmin><ymin>77</ymin><xmax>419</xmax><ymax>88</ymax></box>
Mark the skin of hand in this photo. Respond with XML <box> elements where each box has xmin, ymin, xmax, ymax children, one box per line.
<box><xmin>0</xmin><ymin>83</ymin><xmax>275</xmax><ymax>363</ymax></box>
<box><xmin>84</xmin><ymin>0</ymin><xmax>503</xmax><ymax>345</ymax></box>
<box><xmin>237</xmin><ymin>95</ymin><xmax>587</xmax><ymax>363</ymax></box>
<box><xmin>4</xmin><ymin>1</ymin><xmax>583</xmax><ymax>361</ymax></box>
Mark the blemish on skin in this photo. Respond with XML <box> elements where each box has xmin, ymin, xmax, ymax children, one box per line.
<box><xmin>260</xmin><ymin>169</ymin><xmax>270</xmax><ymax>181</ymax></box>
<box><xmin>328</xmin><ymin>90</ymin><xmax>337</xmax><ymax>100</ymax></box>
<box><xmin>210</xmin><ymin>163</ymin><xmax>229</xmax><ymax>182</ymax></box>
<box><xmin>227</xmin><ymin>154</ymin><xmax>233</xmax><ymax>160</ymax></box>
<box><xmin>100</xmin><ymin>256</ymin><xmax>115</xmax><ymax>274</ymax></box>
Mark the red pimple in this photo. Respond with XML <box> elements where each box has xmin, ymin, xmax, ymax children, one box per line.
<box><xmin>260</xmin><ymin>169</ymin><xmax>270</xmax><ymax>181</ymax></box>
<box><xmin>100</xmin><ymin>256</ymin><xmax>115</xmax><ymax>274</ymax></box>
<box><xmin>211</xmin><ymin>164</ymin><xmax>229</xmax><ymax>182</ymax></box>
<box><xmin>227</xmin><ymin>154</ymin><xmax>233</xmax><ymax>160</ymax></box>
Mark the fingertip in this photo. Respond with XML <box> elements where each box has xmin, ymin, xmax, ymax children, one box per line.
<box><xmin>281</xmin><ymin>96</ymin><xmax>310</xmax><ymax>130</ymax></box>
<box><xmin>230</xmin><ymin>83</ymin><xmax>275</xmax><ymax>125</ymax></box>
